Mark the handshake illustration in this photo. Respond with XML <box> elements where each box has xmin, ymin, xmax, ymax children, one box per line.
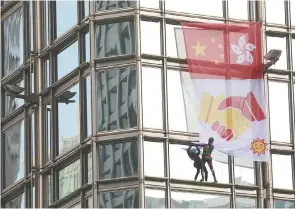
<box><xmin>199</xmin><ymin>91</ymin><xmax>266</xmax><ymax>141</ymax></box>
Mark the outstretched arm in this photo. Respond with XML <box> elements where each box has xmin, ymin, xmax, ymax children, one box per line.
<box><xmin>263</xmin><ymin>58</ymin><xmax>279</xmax><ymax>74</ymax></box>
<box><xmin>195</xmin><ymin>146</ymin><xmax>200</xmax><ymax>155</ymax></box>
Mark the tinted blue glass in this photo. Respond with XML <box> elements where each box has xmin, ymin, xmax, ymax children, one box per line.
<box><xmin>56</xmin><ymin>0</ymin><xmax>77</xmax><ymax>38</ymax></box>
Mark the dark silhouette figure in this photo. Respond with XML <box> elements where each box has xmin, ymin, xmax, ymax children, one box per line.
<box><xmin>187</xmin><ymin>145</ymin><xmax>208</xmax><ymax>181</ymax></box>
<box><xmin>198</xmin><ymin>137</ymin><xmax>218</xmax><ymax>183</ymax></box>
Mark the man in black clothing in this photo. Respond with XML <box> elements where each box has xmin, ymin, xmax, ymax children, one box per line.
<box><xmin>187</xmin><ymin>145</ymin><xmax>208</xmax><ymax>181</ymax></box>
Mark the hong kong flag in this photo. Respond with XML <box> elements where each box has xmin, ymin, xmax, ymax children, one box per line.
<box><xmin>178</xmin><ymin>22</ymin><xmax>269</xmax><ymax>162</ymax></box>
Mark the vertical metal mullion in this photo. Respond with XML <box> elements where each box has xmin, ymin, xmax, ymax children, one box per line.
<box><xmin>23</xmin><ymin>1</ymin><xmax>30</xmax><ymax>63</ymax></box>
<box><xmin>229</xmin><ymin>156</ymin><xmax>235</xmax><ymax>208</ymax></box>
<box><xmin>135</xmin><ymin>0</ymin><xmax>144</xmax><ymax>208</ymax></box>
<box><xmin>223</xmin><ymin>0</ymin><xmax>228</xmax><ymax>23</ymax></box>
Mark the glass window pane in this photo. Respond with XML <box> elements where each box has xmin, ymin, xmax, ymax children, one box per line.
<box><xmin>165</xmin><ymin>0</ymin><xmax>223</xmax><ymax>17</ymax></box>
<box><xmin>228</xmin><ymin>0</ymin><xmax>248</xmax><ymax>20</ymax></box>
<box><xmin>142</xmin><ymin>67</ymin><xmax>163</xmax><ymax>129</ymax></box>
<box><xmin>31</xmin><ymin>113</ymin><xmax>35</xmax><ymax>167</ymax></box>
<box><xmin>145</xmin><ymin>189</ymin><xmax>165</xmax><ymax>208</ymax></box>
<box><xmin>236</xmin><ymin>196</ymin><xmax>257</xmax><ymax>208</ymax></box>
<box><xmin>97</xmin><ymin>67</ymin><xmax>137</xmax><ymax>131</ymax></box>
<box><xmin>58</xmin><ymin>84</ymin><xmax>80</xmax><ymax>155</ymax></box>
<box><xmin>234</xmin><ymin>158</ymin><xmax>255</xmax><ymax>186</ymax></box>
<box><xmin>85</xmin><ymin>33</ymin><xmax>90</xmax><ymax>62</ymax></box>
<box><xmin>291</xmin><ymin>1</ymin><xmax>295</xmax><ymax>26</ymax></box>
<box><xmin>265</xmin><ymin>0</ymin><xmax>285</xmax><ymax>25</ymax></box>
<box><xmin>272</xmin><ymin>154</ymin><xmax>293</xmax><ymax>190</ymax></box>
<box><xmin>266</xmin><ymin>36</ymin><xmax>287</xmax><ymax>70</ymax></box>
<box><xmin>171</xmin><ymin>191</ymin><xmax>230</xmax><ymax>208</ymax></box>
<box><xmin>168</xmin><ymin>70</ymin><xmax>199</xmax><ymax>133</ymax></box>
<box><xmin>84</xmin><ymin>0</ymin><xmax>89</xmax><ymax>17</ymax></box>
<box><xmin>4</xmin><ymin>79</ymin><xmax>24</xmax><ymax>116</ymax></box>
<box><xmin>43</xmin><ymin>59</ymin><xmax>50</xmax><ymax>89</ymax></box>
<box><xmin>269</xmin><ymin>82</ymin><xmax>290</xmax><ymax>142</ymax></box>
<box><xmin>141</xmin><ymin>21</ymin><xmax>161</xmax><ymax>55</ymax></box>
<box><xmin>166</xmin><ymin>24</ymin><xmax>185</xmax><ymax>58</ymax></box>
<box><xmin>56</xmin><ymin>0</ymin><xmax>77</xmax><ymax>38</ymax></box>
<box><xmin>86</xmin><ymin>77</ymin><xmax>91</xmax><ymax>137</ymax></box>
<box><xmin>57</xmin><ymin>41</ymin><xmax>79</xmax><ymax>80</ymax></box>
<box><xmin>95</xmin><ymin>21</ymin><xmax>135</xmax><ymax>58</ymax></box>
<box><xmin>292</xmin><ymin>39</ymin><xmax>295</xmax><ymax>70</ymax></box>
<box><xmin>140</xmin><ymin>0</ymin><xmax>159</xmax><ymax>8</ymax></box>
<box><xmin>274</xmin><ymin>199</ymin><xmax>295</xmax><ymax>208</ymax></box>
<box><xmin>170</xmin><ymin>143</ymin><xmax>229</xmax><ymax>183</ymax></box>
<box><xmin>87</xmin><ymin>196</ymin><xmax>93</xmax><ymax>208</ymax></box>
<box><xmin>3</xmin><ymin>120</ymin><xmax>25</xmax><ymax>188</ymax></box>
<box><xmin>30</xmin><ymin>0</ymin><xmax>33</xmax><ymax>51</ymax></box>
<box><xmin>59</xmin><ymin>159</ymin><xmax>81</xmax><ymax>199</ymax></box>
<box><xmin>99</xmin><ymin>141</ymin><xmax>138</xmax><ymax>180</ymax></box>
<box><xmin>94</xmin><ymin>0</ymin><xmax>136</xmax><ymax>11</ymax></box>
<box><xmin>45</xmin><ymin>104</ymin><xmax>51</xmax><ymax>162</ymax></box>
<box><xmin>2</xmin><ymin>7</ymin><xmax>23</xmax><ymax>77</ymax></box>
<box><xmin>45</xmin><ymin>0</ymin><xmax>49</xmax><ymax>46</ymax></box>
<box><xmin>88</xmin><ymin>152</ymin><xmax>92</xmax><ymax>184</ymax></box>
<box><xmin>144</xmin><ymin>141</ymin><xmax>164</xmax><ymax>177</ymax></box>
<box><xmin>44</xmin><ymin>175</ymin><xmax>52</xmax><ymax>207</ymax></box>
<box><xmin>99</xmin><ymin>189</ymin><xmax>139</xmax><ymax>208</ymax></box>
<box><xmin>4</xmin><ymin>193</ymin><xmax>25</xmax><ymax>208</ymax></box>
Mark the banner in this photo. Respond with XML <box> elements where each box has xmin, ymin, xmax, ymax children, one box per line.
<box><xmin>175</xmin><ymin>22</ymin><xmax>269</xmax><ymax>162</ymax></box>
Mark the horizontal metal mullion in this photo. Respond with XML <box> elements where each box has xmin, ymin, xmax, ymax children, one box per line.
<box><xmin>1</xmin><ymin>183</ymin><xmax>25</xmax><ymax>202</ymax></box>
<box><xmin>94</xmin><ymin>54</ymin><xmax>136</xmax><ymax>64</ymax></box>
<box><xmin>91</xmin><ymin>12</ymin><xmax>135</xmax><ymax>24</ymax></box>
<box><xmin>170</xmin><ymin>184</ymin><xmax>232</xmax><ymax>195</ymax></box>
<box><xmin>97</xmin><ymin>182</ymin><xmax>139</xmax><ymax>192</ymax></box>
<box><xmin>1</xmin><ymin>60</ymin><xmax>31</xmax><ymax>86</ymax></box>
<box><xmin>165</xmin><ymin>12</ymin><xmax>225</xmax><ymax>23</ymax></box>
<box><xmin>0</xmin><ymin>1</ymin><xmax>22</xmax><ymax>21</ymax></box>
<box><xmin>94</xmin><ymin>134</ymin><xmax>138</xmax><ymax>144</ymax></box>
<box><xmin>1</xmin><ymin>109</ymin><xmax>25</xmax><ymax>130</ymax></box>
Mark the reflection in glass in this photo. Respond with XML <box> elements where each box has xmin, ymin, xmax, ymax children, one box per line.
<box><xmin>166</xmin><ymin>24</ymin><xmax>185</xmax><ymax>58</ymax></box>
<box><xmin>45</xmin><ymin>104</ymin><xmax>51</xmax><ymax>162</ymax></box>
<box><xmin>145</xmin><ymin>189</ymin><xmax>165</xmax><ymax>208</ymax></box>
<box><xmin>44</xmin><ymin>59</ymin><xmax>50</xmax><ymax>89</ymax></box>
<box><xmin>266</xmin><ymin>36</ymin><xmax>287</xmax><ymax>70</ymax></box>
<box><xmin>170</xmin><ymin>144</ymin><xmax>229</xmax><ymax>183</ymax></box>
<box><xmin>99</xmin><ymin>189</ymin><xmax>139</xmax><ymax>208</ymax></box>
<box><xmin>86</xmin><ymin>77</ymin><xmax>92</xmax><ymax>136</ymax></box>
<box><xmin>99</xmin><ymin>141</ymin><xmax>138</xmax><ymax>180</ymax></box>
<box><xmin>171</xmin><ymin>191</ymin><xmax>230</xmax><ymax>208</ymax></box>
<box><xmin>140</xmin><ymin>0</ymin><xmax>159</xmax><ymax>8</ymax></box>
<box><xmin>4</xmin><ymin>79</ymin><xmax>25</xmax><ymax>116</ymax></box>
<box><xmin>88</xmin><ymin>152</ymin><xmax>92</xmax><ymax>184</ymax></box>
<box><xmin>30</xmin><ymin>0</ymin><xmax>33</xmax><ymax>51</ymax></box>
<box><xmin>141</xmin><ymin>21</ymin><xmax>161</xmax><ymax>55</ymax></box>
<box><xmin>84</xmin><ymin>0</ymin><xmax>89</xmax><ymax>17</ymax></box>
<box><xmin>228</xmin><ymin>0</ymin><xmax>248</xmax><ymax>20</ymax></box>
<box><xmin>4</xmin><ymin>193</ymin><xmax>25</xmax><ymax>208</ymax></box>
<box><xmin>59</xmin><ymin>159</ymin><xmax>81</xmax><ymax>199</ymax></box>
<box><xmin>44</xmin><ymin>175</ymin><xmax>52</xmax><ymax>207</ymax></box>
<box><xmin>57</xmin><ymin>41</ymin><xmax>79</xmax><ymax>80</ymax></box>
<box><xmin>97</xmin><ymin>67</ymin><xmax>137</xmax><ymax>131</ymax></box>
<box><xmin>274</xmin><ymin>199</ymin><xmax>295</xmax><ymax>208</ymax></box>
<box><xmin>269</xmin><ymin>82</ymin><xmax>290</xmax><ymax>142</ymax></box>
<box><xmin>142</xmin><ymin>67</ymin><xmax>163</xmax><ymax>129</ymax></box>
<box><xmin>292</xmin><ymin>39</ymin><xmax>295</xmax><ymax>70</ymax></box>
<box><xmin>2</xmin><ymin>7</ymin><xmax>23</xmax><ymax>77</ymax></box>
<box><xmin>165</xmin><ymin>0</ymin><xmax>222</xmax><ymax>17</ymax></box>
<box><xmin>94</xmin><ymin>0</ymin><xmax>136</xmax><ymax>11</ymax></box>
<box><xmin>45</xmin><ymin>0</ymin><xmax>49</xmax><ymax>46</ymax></box>
<box><xmin>144</xmin><ymin>141</ymin><xmax>164</xmax><ymax>177</ymax></box>
<box><xmin>234</xmin><ymin>158</ymin><xmax>255</xmax><ymax>186</ymax></box>
<box><xmin>87</xmin><ymin>196</ymin><xmax>93</xmax><ymax>208</ymax></box>
<box><xmin>167</xmin><ymin>70</ymin><xmax>188</xmax><ymax>132</ymax></box>
<box><xmin>292</xmin><ymin>1</ymin><xmax>295</xmax><ymax>26</ymax></box>
<box><xmin>95</xmin><ymin>21</ymin><xmax>135</xmax><ymax>58</ymax></box>
<box><xmin>272</xmin><ymin>154</ymin><xmax>293</xmax><ymax>190</ymax></box>
<box><xmin>3</xmin><ymin>120</ymin><xmax>25</xmax><ymax>188</ymax></box>
<box><xmin>58</xmin><ymin>84</ymin><xmax>80</xmax><ymax>155</ymax></box>
<box><xmin>236</xmin><ymin>197</ymin><xmax>256</xmax><ymax>208</ymax></box>
<box><xmin>265</xmin><ymin>0</ymin><xmax>285</xmax><ymax>25</ymax></box>
<box><xmin>31</xmin><ymin>113</ymin><xmax>35</xmax><ymax>167</ymax></box>
<box><xmin>56</xmin><ymin>0</ymin><xmax>77</xmax><ymax>38</ymax></box>
<box><xmin>85</xmin><ymin>33</ymin><xmax>90</xmax><ymax>62</ymax></box>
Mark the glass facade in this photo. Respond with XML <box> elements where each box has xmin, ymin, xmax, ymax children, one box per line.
<box><xmin>1</xmin><ymin>0</ymin><xmax>295</xmax><ymax>208</ymax></box>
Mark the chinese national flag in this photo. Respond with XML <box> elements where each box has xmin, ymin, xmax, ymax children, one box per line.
<box><xmin>182</xmin><ymin>22</ymin><xmax>263</xmax><ymax>80</ymax></box>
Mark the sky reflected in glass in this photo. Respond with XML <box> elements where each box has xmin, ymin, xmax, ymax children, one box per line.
<box><xmin>265</xmin><ymin>0</ymin><xmax>285</xmax><ymax>25</ymax></box>
<box><xmin>269</xmin><ymin>81</ymin><xmax>290</xmax><ymax>143</ymax></box>
<box><xmin>266</xmin><ymin>36</ymin><xmax>287</xmax><ymax>70</ymax></box>
<box><xmin>56</xmin><ymin>0</ymin><xmax>77</xmax><ymax>38</ymax></box>
<box><xmin>144</xmin><ymin>141</ymin><xmax>164</xmax><ymax>177</ymax></box>
<box><xmin>272</xmin><ymin>154</ymin><xmax>293</xmax><ymax>190</ymax></box>
<box><xmin>145</xmin><ymin>189</ymin><xmax>166</xmax><ymax>208</ymax></box>
<box><xmin>142</xmin><ymin>67</ymin><xmax>163</xmax><ymax>129</ymax></box>
<box><xmin>228</xmin><ymin>0</ymin><xmax>248</xmax><ymax>20</ymax></box>
<box><xmin>140</xmin><ymin>0</ymin><xmax>159</xmax><ymax>8</ymax></box>
<box><xmin>141</xmin><ymin>21</ymin><xmax>161</xmax><ymax>55</ymax></box>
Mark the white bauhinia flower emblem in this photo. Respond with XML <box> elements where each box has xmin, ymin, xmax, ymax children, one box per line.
<box><xmin>231</xmin><ymin>35</ymin><xmax>256</xmax><ymax>65</ymax></box>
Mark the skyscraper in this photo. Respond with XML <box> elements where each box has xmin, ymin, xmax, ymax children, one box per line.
<box><xmin>1</xmin><ymin>0</ymin><xmax>295</xmax><ymax>208</ymax></box>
